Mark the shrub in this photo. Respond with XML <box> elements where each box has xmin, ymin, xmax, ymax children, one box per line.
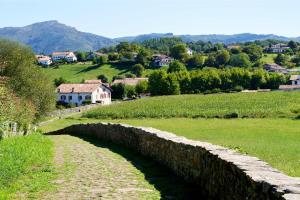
<box><xmin>82</xmin><ymin>100</ymin><xmax>92</xmax><ymax>105</ymax></box>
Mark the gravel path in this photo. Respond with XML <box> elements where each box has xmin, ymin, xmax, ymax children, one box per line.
<box><xmin>45</xmin><ymin>135</ymin><xmax>200</xmax><ymax>200</ymax></box>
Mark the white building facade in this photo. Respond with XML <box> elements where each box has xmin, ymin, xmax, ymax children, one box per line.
<box><xmin>36</xmin><ymin>55</ymin><xmax>52</xmax><ymax>66</ymax></box>
<box><xmin>52</xmin><ymin>52</ymin><xmax>77</xmax><ymax>62</ymax></box>
<box><xmin>290</xmin><ymin>75</ymin><xmax>300</xmax><ymax>85</ymax></box>
<box><xmin>57</xmin><ymin>83</ymin><xmax>111</xmax><ymax>106</ymax></box>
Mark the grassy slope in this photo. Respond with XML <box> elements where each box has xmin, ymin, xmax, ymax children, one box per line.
<box><xmin>42</xmin><ymin>62</ymin><xmax>130</xmax><ymax>83</ymax></box>
<box><xmin>40</xmin><ymin>117</ymin><xmax>300</xmax><ymax>177</ymax></box>
<box><xmin>261</xmin><ymin>54</ymin><xmax>277</xmax><ymax>64</ymax></box>
<box><xmin>84</xmin><ymin>92</ymin><xmax>300</xmax><ymax>119</ymax></box>
<box><xmin>0</xmin><ymin>133</ymin><xmax>55</xmax><ymax>199</ymax></box>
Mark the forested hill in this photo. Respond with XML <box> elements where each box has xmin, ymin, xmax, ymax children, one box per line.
<box><xmin>0</xmin><ymin>21</ymin><xmax>117</xmax><ymax>54</ymax></box>
<box><xmin>115</xmin><ymin>33</ymin><xmax>298</xmax><ymax>43</ymax></box>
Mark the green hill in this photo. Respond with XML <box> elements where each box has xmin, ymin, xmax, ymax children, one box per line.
<box><xmin>42</xmin><ymin>63</ymin><xmax>130</xmax><ymax>83</ymax></box>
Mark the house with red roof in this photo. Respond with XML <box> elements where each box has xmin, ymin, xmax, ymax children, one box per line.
<box><xmin>57</xmin><ymin>82</ymin><xmax>111</xmax><ymax>106</ymax></box>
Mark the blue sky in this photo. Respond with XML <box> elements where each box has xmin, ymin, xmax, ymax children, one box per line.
<box><xmin>0</xmin><ymin>0</ymin><xmax>299</xmax><ymax>38</ymax></box>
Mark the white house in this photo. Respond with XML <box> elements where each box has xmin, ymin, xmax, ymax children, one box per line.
<box><xmin>187</xmin><ymin>48</ymin><xmax>193</xmax><ymax>56</ymax></box>
<box><xmin>52</xmin><ymin>52</ymin><xmax>77</xmax><ymax>62</ymax></box>
<box><xmin>152</xmin><ymin>54</ymin><xmax>174</xmax><ymax>67</ymax></box>
<box><xmin>57</xmin><ymin>83</ymin><xmax>111</xmax><ymax>106</ymax></box>
<box><xmin>290</xmin><ymin>75</ymin><xmax>300</xmax><ymax>85</ymax></box>
<box><xmin>268</xmin><ymin>44</ymin><xmax>290</xmax><ymax>53</ymax></box>
<box><xmin>36</xmin><ymin>55</ymin><xmax>52</xmax><ymax>66</ymax></box>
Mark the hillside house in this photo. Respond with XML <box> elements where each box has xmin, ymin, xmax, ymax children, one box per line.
<box><xmin>279</xmin><ymin>75</ymin><xmax>300</xmax><ymax>90</ymax></box>
<box><xmin>112</xmin><ymin>78</ymin><xmax>148</xmax><ymax>86</ymax></box>
<box><xmin>267</xmin><ymin>44</ymin><xmax>290</xmax><ymax>53</ymax></box>
<box><xmin>290</xmin><ymin>75</ymin><xmax>300</xmax><ymax>85</ymax></box>
<box><xmin>36</xmin><ymin>55</ymin><xmax>52</xmax><ymax>66</ymax></box>
<box><xmin>152</xmin><ymin>54</ymin><xmax>174</xmax><ymax>67</ymax></box>
<box><xmin>263</xmin><ymin>63</ymin><xmax>288</xmax><ymax>74</ymax></box>
<box><xmin>187</xmin><ymin>48</ymin><xmax>193</xmax><ymax>56</ymax></box>
<box><xmin>57</xmin><ymin>83</ymin><xmax>111</xmax><ymax>106</ymax></box>
<box><xmin>52</xmin><ymin>52</ymin><xmax>77</xmax><ymax>62</ymax></box>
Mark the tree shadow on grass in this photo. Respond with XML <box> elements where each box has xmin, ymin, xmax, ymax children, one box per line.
<box><xmin>75</xmin><ymin>134</ymin><xmax>205</xmax><ymax>200</ymax></box>
<box><xmin>75</xmin><ymin>64</ymin><xmax>102</xmax><ymax>74</ymax></box>
<box><xmin>75</xmin><ymin>63</ymin><xmax>131</xmax><ymax>75</ymax></box>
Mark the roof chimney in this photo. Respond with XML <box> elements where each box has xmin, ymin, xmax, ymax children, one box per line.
<box><xmin>71</xmin><ymin>88</ymin><xmax>75</xmax><ymax>93</ymax></box>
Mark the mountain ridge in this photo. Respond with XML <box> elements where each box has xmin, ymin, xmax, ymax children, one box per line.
<box><xmin>0</xmin><ymin>21</ymin><xmax>299</xmax><ymax>54</ymax></box>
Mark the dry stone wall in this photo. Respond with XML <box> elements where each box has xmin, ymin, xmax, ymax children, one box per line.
<box><xmin>48</xmin><ymin>123</ymin><xmax>300</xmax><ymax>200</ymax></box>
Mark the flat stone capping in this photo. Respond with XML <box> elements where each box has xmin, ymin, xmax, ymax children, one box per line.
<box><xmin>47</xmin><ymin>123</ymin><xmax>300</xmax><ymax>199</ymax></box>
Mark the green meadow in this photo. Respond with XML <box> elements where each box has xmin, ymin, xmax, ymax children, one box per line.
<box><xmin>42</xmin><ymin>62</ymin><xmax>130</xmax><ymax>83</ymax></box>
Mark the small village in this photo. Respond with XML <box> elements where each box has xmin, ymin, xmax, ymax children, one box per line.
<box><xmin>1</xmin><ymin>1</ymin><xmax>300</xmax><ymax>198</ymax></box>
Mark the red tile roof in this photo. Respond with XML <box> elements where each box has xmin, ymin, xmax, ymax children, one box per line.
<box><xmin>57</xmin><ymin>84</ymin><xmax>100</xmax><ymax>93</ymax></box>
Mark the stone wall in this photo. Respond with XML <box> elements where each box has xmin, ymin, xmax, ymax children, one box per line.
<box><xmin>47</xmin><ymin>103</ymin><xmax>103</xmax><ymax>118</ymax></box>
<box><xmin>48</xmin><ymin>123</ymin><xmax>300</xmax><ymax>200</ymax></box>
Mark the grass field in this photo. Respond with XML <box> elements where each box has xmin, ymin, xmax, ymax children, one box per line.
<box><xmin>261</xmin><ymin>54</ymin><xmax>277</xmax><ymax>64</ymax></box>
<box><xmin>83</xmin><ymin>92</ymin><xmax>300</xmax><ymax>119</ymax></box>
<box><xmin>42</xmin><ymin>62</ymin><xmax>130</xmax><ymax>83</ymax></box>
<box><xmin>40</xmin><ymin>117</ymin><xmax>300</xmax><ymax>177</ymax></box>
<box><xmin>0</xmin><ymin>133</ymin><xmax>55</xmax><ymax>199</ymax></box>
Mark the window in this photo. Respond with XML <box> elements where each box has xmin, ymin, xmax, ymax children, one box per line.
<box><xmin>61</xmin><ymin>95</ymin><xmax>66</xmax><ymax>100</ymax></box>
<box><xmin>68</xmin><ymin>96</ymin><xmax>72</xmax><ymax>100</ymax></box>
<box><xmin>85</xmin><ymin>95</ymin><xmax>91</xmax><ymax>100</ymax></box>
<box><xmin>79</xmin><ymin>96</ymin><xmax>83</xmax><ymax>101</ymax></box>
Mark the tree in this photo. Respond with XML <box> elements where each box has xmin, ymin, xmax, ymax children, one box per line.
<box><xmin>135</xmin><ymin>81</ymin><xmax>149</xmax><ymax>94</ymax></box>
<box><xmin>204</xmin><ymin>54</ymin><xmax>217</xmax><ymax>67</ymax></box>
<box><xmin>112</xmin><ymin>75</ymin><xmax>125</xmax><ymax>82</ymax></box>
<box><xmin>274</xmin><ymin>54</ymin><xmax>289</xmax><ymax>66</ymax></box>
<box><xmin>148</xmin><ymin>70</ymin><xmax>168</xmax><ymax>96</ymax></box>
<box><xmin>76</xmin><ymin>52</ymin><xmax>87</xmax><ymax>62</ymax></box>
<box><xmin>97</xmin><ymin>74</ymin><xmax>108</xmax><ymax>83</ymax></box>
<box><xmin>0</xmin><ymin>39</ymin><xmax>56</xmax><ymax>118</ymax></box>
<box><xmin>216</xmin><ymin>50</ymin><xmax>230</xmax><ymax>66</ymax></box>
<box><xmin>251</xmin><ymin>69</ymin><xmax>267</xmax><ymax>89</ymax></box>
<box><xmin>111</xmin><ymin>83</ymin><xmax>125</xmax><ymax>99</ymax></box>
<box><xmin>170</xmin><ymin>43</ymin><xmax>189</xmax><ymax>61</ymax></box>
<box><xmin>188</xmin><ymin>54</ymin><xmax>204</xmax><ymax>68</ymax></box>
<box><xmin>125</xmin><ymin>85</ymin><xmax>137</xmax><ymax>98</ymax></box>
<box><xmin>168</xmin><ymin>61</ymin><xmax>187</xmax><ymax>73</ymax></box>
<box><xmin>136</xmin><ymin>48</ymin><xmax>151</xmax><ymax>66</ymax></box>
<box><xmin>229</xmin><ymin>53</ymin><xmax>251</xmax><ymax>68</ymax></box>
<box><xmin>242</xmin><ymin>44</ymin><xmax>263</xmax><ymax>62</ymax></box>
<box><xmin>93</xmin><ymin>55</ymin><xmax>108</xmax><ymax>65</ymax></box>
<box><xmin>108</xmin><ymin>53</ymin><xmax>119</xmax><ymax>61</ymax></box>
<box><xmin>288</xmin><ymin>40</ymin><xmax>298</xmax><ymax>50</ymax></box>
<box><xmin>54</xmin><ymin>77</ymin><xmax>67</xmax><ymax>87</ymax></box>
<box><xmin>131</xmin><ymin>64</ymin><xmax>144</xmax><ymax>77</ymax></box>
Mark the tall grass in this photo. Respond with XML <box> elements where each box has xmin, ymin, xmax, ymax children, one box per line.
<box><xmin>0</xmin><ymin>133</ymin><xmax>54</xmax><ymax>199</ymax></box>
<box><xmin>84</xmin><ymin>92</ymin><xmax>300</xmax><ymax>119</ymax></box>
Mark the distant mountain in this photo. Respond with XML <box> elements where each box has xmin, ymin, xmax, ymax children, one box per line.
<box><xmin>115</xmin><ymin>33</ymin><xmax>175</xmax><ymax>43</ymax></box>
<box><xmin>0</xmin><ymin>21</ymin><xmax>117</xmax><ymax>54</ymax></box>
<box><xmin>0</xmin><ymin>20</ymin><xmax>299</xmax><ymax>54</ymax></box>
<box><xmin>114</xmin><ymin>33</ymin><xmax>297</xmax><ymax>44</ymax></box>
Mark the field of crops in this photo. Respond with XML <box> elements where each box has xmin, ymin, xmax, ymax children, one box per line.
<box><xmin>84</xmin><ymin>91</ymin><xmax>300</xmax><ymax>119</ymax></box>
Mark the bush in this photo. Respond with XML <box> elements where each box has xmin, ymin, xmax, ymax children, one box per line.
<box><xmin>125</xmin><ymin>85</ymin><xmax>137</xmax><ymax>99</ymax></box>
<box><xmin>224</xmin><ymin>112</ymin><xmax>239</xmax><ymax>119</ymax></box>
<box><xmin>233</xmin><ymin>85</ymin><xmax>244</xmax><ymax>92</ymax></box>
<box><xmin>82</xmin><ymin>100</ymin><xmax>92</xmax><ymax>105</ymax></box>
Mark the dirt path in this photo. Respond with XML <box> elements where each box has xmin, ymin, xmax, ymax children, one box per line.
<box><xmin>45</xmin><ymin>135</ymin><xmax>200</xmax><ymax>200</ymax></box>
